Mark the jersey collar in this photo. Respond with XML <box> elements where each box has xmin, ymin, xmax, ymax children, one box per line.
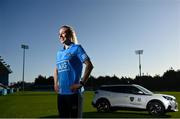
<box><xmin>61</xmin><ymin>42</ymin><xmax>74</xmax><ymax>51</ymax></box>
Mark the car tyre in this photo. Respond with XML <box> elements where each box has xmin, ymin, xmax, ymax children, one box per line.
<box><xmin>147</xmin><ymin>101</ymin><xmax>165</xmax><ymax>116</ymax></box>
<box><xmin>96</xmin><ymin>99</ymin><xmax>110</xmax><ymax>112</ymax></box>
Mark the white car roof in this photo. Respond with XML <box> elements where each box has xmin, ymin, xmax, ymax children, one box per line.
<box><xmin>100</xmin><ymin>84</ymin><xmax>138</xmax><ymax>87</ymax></box>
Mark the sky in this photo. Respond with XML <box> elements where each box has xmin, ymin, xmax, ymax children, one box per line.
<box><xmin>0</xmin><ymin>0</ymin><xmax>180</xmax><ymax>83</ymax></box>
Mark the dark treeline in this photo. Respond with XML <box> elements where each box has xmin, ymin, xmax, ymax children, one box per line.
<box><xmin>11</xmin><ymin>75</ymin><xmax>54</xmax><ymax>91</ymax></box>
<box><xmin>11</xmin><ymin>69</ymin><xmax>180</xmax><ymax>91</ymax></box>
<box><xmin>85</xmin><ymin>69</ymin><xmax>180</xmax><ymax>91</ymax></box>
<box><xmin>34</xmin><ymin>75</ymin><xmax>54</xmax><ymax>85</ymax></box>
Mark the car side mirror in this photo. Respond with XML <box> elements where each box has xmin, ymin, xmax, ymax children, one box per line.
<box><xmin>138</xmin><ymin>91</ymin><xmax>144</xmax><ymax>94</ymax></box>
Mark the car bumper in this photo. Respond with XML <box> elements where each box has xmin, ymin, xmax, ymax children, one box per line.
<box><xmin>166</xmin><ymin>100</ymin><xmax>178</xmax><ymax>112</ymax></box>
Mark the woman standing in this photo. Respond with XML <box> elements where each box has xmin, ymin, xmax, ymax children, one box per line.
<box><xmin>54</xmin><ymin>25</ymin><xmax>93</xmax><ymax>118</ymax></box>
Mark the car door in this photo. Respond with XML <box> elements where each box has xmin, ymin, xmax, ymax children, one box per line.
<box><xmin>111</xmin><ymin>92</ymin><xmax>131</xmax><ymax>107</ymax></box>
<box><xmin>109</xmin><ymin>86</ymin><xmax>131</xmax><ymax>107</ymax></box>
<box><xmin>127</xmin><ymin>86</ymin><xmax>147</xmax><ymax>109</ymax></box>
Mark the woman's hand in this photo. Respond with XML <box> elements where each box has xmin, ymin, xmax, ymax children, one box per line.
<box><xmin>70</xmin><ymin>84</ymin><xmax>81</xmax><ymax>92</ymax></box>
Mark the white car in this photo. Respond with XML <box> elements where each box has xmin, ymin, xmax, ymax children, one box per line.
<box><xmin>92</xmin><ymin>84</ymin><xmax>178</xmax><ymax>116</ymax></box>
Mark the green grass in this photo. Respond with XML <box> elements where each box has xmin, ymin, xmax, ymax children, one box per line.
<box><xmin>0</xmin><ymin>91</ymin><xmax>179</xmax><ymax>118</ymax></box>
<box><xmin>0</xmin><ymin>92</ymin><xmax>57</xmax><ymax>118</ymax></box>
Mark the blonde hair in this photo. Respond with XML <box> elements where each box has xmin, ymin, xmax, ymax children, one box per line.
<box><xmin>60</xmin><ymin>25</ymin><xmax>78</xmax><ymax>44</ymax></box>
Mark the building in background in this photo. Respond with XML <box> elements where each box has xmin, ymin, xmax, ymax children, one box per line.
<box><xmin>0</xmin><ymin>56</ymin><xmax>12</xmax><ymax>86</ymax></box>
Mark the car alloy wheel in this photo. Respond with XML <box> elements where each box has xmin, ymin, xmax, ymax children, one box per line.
<box><xmin>148</xmin><ymin>101</ymin><xmax>165</xmax><ymax>116</ymax></box>
<box><xmin>96</xmin><ymin>99</ymin><xmax>110</xmax><ymax>112</ymax></box>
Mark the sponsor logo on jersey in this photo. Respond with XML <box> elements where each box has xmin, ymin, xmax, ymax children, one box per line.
<box><xmin>57</xmin><ymin>60</ymin><xmax>70</xmax><ymax>72</ymax></box>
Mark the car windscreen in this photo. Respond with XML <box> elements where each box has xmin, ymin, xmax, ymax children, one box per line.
<box><xmin>135</xmin><ymin>85</ymin><xmax>153</xmax><ymax>95</ymax></box>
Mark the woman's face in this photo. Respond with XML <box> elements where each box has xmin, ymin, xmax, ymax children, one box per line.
<box><xmin>59</xmin><ymin>28</ymin><xmax>71</xmax><ymax>44</ymax></box>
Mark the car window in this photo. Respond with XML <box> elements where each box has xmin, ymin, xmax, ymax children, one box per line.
<box><xmin>99</xmin><ymin>86</ymin><xmax>114</xmax><ymax>92</ymax></box>
<box><xmin>99</xmin><ymin>86</ymin><xmax>124</xmax><ymax>93</ymax></box>
<box><xmin>135</xmin><ymin>85</ymin><xmax>153</xmax><ymax>95</ymax></box>
<box><xmin>111</xmin><ymin>86</ymin><xmax>125</xmax><ymax>93</ymax></box>
<box><xmin>109</xmin><ymin>86</ymin><xmax>137</xmax><ymax>94</ymax></box>
<box><xmin>100</xmin><ymin>85</ymin><xmax>143</xmax><ymax>94</ymax></box>
<box><xmin>118</xmin><ymin>86</ymin><xmax>138</xmax><ymax>94</ymax></box>
<box><xmin>128</xmin><ymin>86</ymin><xmax>142</xmax><ymax>94</ymax></box>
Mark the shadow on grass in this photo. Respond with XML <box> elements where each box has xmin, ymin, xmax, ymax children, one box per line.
<box><xmin>40</xmin><ymin>115</ymin><xmax>59</xmax><ymax>118</ymax></box>
<box><xmin>41</xmin><ymin>111</ymin><xmax>171</xmax><ymax>118</ymax></box>
<box><xmin>83</xmin><ymin>111</ymin><xmax>171</xmax><ymax>118</ymax></box>
<box><xmin>7</xmin><ymin>92</ymin><xmax>56</xmax><ymax>97</ymax></box>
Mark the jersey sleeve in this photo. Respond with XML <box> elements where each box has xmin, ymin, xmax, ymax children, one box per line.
<box><xmin>77</xmin><ymin>45</ymin><xmax>89</xmax><ymax>63</ymax></box>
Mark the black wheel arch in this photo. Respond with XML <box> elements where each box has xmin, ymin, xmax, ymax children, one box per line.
<box><xmin>146</xmin><ymin>99</ymin><xmax>165</xmax><ymax>110</ymax></box>
<box><xmin>96</xmin><ymin>98</ymin><xmax>111</xmax><ymax>107</ymax></box>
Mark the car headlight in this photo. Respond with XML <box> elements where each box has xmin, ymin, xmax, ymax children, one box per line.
<box><xmin>163</xmin><ymin>96</ymin><xmax>173</xmax><ymax>101</ymax></box>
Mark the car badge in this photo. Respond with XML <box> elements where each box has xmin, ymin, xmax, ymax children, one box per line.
<box><xmin>130</xmin><ymin>97</ymin><xmax>134</xmax><ymax>102</ymax></box>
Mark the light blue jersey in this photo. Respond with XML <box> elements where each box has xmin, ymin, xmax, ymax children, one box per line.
<box><xmin>56</xmin><ymin>43</ymin><xmax>89</xmax><ymax>95</ymax></box>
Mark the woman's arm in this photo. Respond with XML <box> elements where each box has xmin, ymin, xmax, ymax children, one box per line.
<box><xmin>70</xmin><ymin>59</ymin><xmax>94</xmax><ymax>91</ymax></box>
<box><xmin>54</xmin><ymin>68</ymin><xmax>59</xmax><ymax>93</ymax></box>
<box><xmin>81</xmin><ymin>59</ymin><xmax>94</xmax><ymax>84</ymax></box>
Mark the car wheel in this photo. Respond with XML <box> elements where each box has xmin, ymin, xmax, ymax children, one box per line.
<box><xmin>96</xmin><ymin>99</ymin><xmax>110</xmax><ymax>112</ymax></box>
<box><xmin>147</xmin><ymin>101</ymin><xmax>165</xmax><ymax>116</ymax></box>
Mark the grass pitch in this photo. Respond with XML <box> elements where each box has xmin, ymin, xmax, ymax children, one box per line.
<box><xmin>0</xmin><ymin>91</ymin><xmax>179</xmax><ymax>118</ymax></box>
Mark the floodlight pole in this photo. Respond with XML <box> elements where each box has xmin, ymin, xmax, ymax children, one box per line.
<box><xmin>21</xmin><ymin>44</ymin><xmax>29</xmax><ymax>91</ymax></box>
<box><xmin>135</xmin><ymin>50</ymin><xmax>143</xmax><ymax>77</ymax></box>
